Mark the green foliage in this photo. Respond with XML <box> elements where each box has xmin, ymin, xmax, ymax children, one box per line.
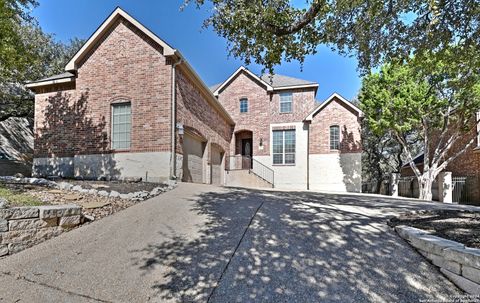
<box><xmin>0</xmin><ymin>185</ymin><xmax>43</xmax><ymax>206</ymax></box>
<box><xmin>187</xmin><ymin>0</ymin><xmax>480</xmax><ymax>74</ymax></box>
<box><xmin>0</xmin><ymin>0</ymin><xmax>84</xmax><ymax>121</ymax></box>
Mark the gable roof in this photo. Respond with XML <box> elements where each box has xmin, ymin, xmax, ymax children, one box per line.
<box><xmin>65</xmin><ymin>7</ymin><xmax>176</xmax><ymax>71</ymax></box>
<box><xmin>304</xmin><ymin>93</ymin><xmax>363</xmax><ymax>121</ymax></box>
<box><xmin>212</xmin><ymin>66</ymin><xmax>319</xmax><ymax>95</ymax></box>
<box><xmin>25</xmin><ymin>72</ymin><xmax>76</xmax><ymax>88</ymax></box>
<box><xmin>260</xmin><ymin>74</ymin><xmax>318</xmax><ymax>90</ymax></box>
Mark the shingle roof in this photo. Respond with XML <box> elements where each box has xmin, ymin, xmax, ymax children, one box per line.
<box><xmin>28</xmin><ymin>72</ymin><xmax>75</xmax><ymax>84</ymax></box>
<box><xmin>260</xmin><ymin>74</ymin><xmax>316</xmax><ymax>88</ymax></box>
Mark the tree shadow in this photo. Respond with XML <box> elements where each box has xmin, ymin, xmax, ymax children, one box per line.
<box><xmin>131</xmin><ymin>188</ymin><xmax>460</xmax><ymax>302</ymax></box>
<box><xmin>0</xmin><ymin>117</ymin><xmax>33</xmax><ymax>176</ymax></box>
<box><xmin>339</xmin><ymin>125</ymin><xmax>362</xmax><ymax>192</ymax></box>
<box><xmin>34</xmin><ymin>90</ymin><xmax>121</xmax><ymax>179</ymax></box>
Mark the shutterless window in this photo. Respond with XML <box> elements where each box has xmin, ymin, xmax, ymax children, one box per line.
<box><xmin>112</xmin><ymin>103</ymin><xmax>131</xmax><ymax>150</ymax></box>
<box><xmin>272</xmin><ymin>129</ymin><xmax>296</xmax><ymax>165</ymax></box>
<box><xmin>280</xmin><ymin>93</ymin><xmax>293</xmax><ymax>113</ymax></box>
<box><xmin>330</xmin><ymin>125</ymin><xmax>340</xmax><ymax>150</ymax></box>
<box><xmin>240</xmin><ymin>98</ymin><xmax>248</xmax><ymax>113</ymax></box>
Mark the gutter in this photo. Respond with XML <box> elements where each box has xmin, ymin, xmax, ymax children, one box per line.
<box><xmin>170</xmin><ymin>57</ymin><xmax>183</xmax><ymax>180</ymax></box>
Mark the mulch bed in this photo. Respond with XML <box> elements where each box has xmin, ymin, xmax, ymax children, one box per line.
<box><xmin>389</xmin><ymin>209</ymin><xmax>480</xmax><ymax>248</ymax></box>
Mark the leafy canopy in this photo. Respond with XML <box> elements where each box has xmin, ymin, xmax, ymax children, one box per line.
<box><xmin>186</xmin><ymin>0</ymin><xmax>480</xmax><ymax>73</ymax></box>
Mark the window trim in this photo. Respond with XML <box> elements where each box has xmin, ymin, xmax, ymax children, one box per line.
<box><xmin>329</xmin><ymin>125</ymin><xmax>340</xmax><ymax>151</ymax></box>
<box><xmin>279</xmin><ymin>92</ymin><xmax>293</xmax><ymax>113</ymax></box>
<box><xmin>240</xmin><ymin>98</ymin><xmax>248</xmax><ymax>113</ymax></box>
<box><xmin>111</xmin><ymin>102</ymin><xmax>132</xmax><ymax>151</ymax></box>
<box><xmin>272</xmin><ymin>129</ymin><xmax>296</xmax><ymax>165</ymax></box>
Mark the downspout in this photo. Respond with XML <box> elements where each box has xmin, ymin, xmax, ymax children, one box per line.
<box><xmin>170</xmin><ymin>58</ymin><xmax>183</xmax><ymax>180</ymax></box>
<box><xmin>306</xmin><ymin>121</ymin><xmax>310</xmax><ymax>190</ymax></box>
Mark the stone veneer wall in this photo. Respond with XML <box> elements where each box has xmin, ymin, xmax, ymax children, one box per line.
<box><xmin>0</xmin><ymin>205</ymin><xmax>81</xmax><ymax>256</ymax></box>
<box><xmin>396</xmin><ymin>225</ymin><xmax>480</xmax><ymax>294</ymax></box>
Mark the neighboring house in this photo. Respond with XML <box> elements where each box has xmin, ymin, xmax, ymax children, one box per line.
<box><xmin>401</xmin><ymin>118</ymin><xmax>480</xmax><ymax>202</ymax></box>
<box><xmin>0</xmin><ymin>117</ymin><xmax>33</xmax><ymax>176</ymax></box>
<box><xmin>212</xmin><ymin>67</ymin><xmax>363</xmax><ymax>191</ymax></box>
<box><xmin>26</xmin><ymin>7</ymin><xmax>363</xmax><ymax>192</ymax></box>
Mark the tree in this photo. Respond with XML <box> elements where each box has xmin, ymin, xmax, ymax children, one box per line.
<box><xmin>0</xmin><ymin>0</ymin><xmax>84</xmax><ymax>121</ymax></box>
<box><xmin>359</xmin><ymin>52</ymin><xmax>480</xmax><ymax>200</ymax></box>
<box><xmin>186</xmin><ymin>0</ymin><xmax>480</xmax><ymax>73</ymax></box>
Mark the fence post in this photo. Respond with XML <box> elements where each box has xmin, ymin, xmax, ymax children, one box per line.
<box><xmin>390</xmin><ymin>173</ymin><xmax>400</xmax><ymax>197</ymax></box>
<box><xmin>439</xmin><ymin>171</ymin><xmax>453</xmax><ymax>203</ymax></box>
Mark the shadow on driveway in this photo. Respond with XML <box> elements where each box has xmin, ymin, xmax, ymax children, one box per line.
<box><xmin>133</xmin><ymin>188</ymin><xmax>462</xmax><ymax>302</ymax></box>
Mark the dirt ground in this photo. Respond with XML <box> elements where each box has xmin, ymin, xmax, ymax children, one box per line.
<box><xmin>389</xmin><ymin>209</ymin><xmax>480</xmax><ymax>248</ymax></box>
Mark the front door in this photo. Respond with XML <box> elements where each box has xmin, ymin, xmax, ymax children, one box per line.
<box><xmin>241</xmin><ymin>138</ymin><xmax>252</xmax><ymax>169</ymax></box>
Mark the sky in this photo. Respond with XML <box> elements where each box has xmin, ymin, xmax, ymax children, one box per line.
<box><xmin>31</xmin><ymin>0</ymin><xmax>361</xmax><ymax>101</ymax></box>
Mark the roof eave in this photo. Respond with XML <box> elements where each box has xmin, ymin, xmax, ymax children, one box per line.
<box><xmin>25</xmin><ymin>77</ymin><xmax>75</xmax><ymax>89</ymax></box>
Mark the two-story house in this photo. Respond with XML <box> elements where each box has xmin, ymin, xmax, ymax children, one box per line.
<box><xmin>26</xmin><ymin>7</ymin><xmax>362</xmax><ymax>192</ymax></box>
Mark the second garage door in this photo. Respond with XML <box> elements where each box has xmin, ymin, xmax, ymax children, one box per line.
<box><xmin>182</xmin><ymin>133</ymin><xmax>205</xmax><ymax>183</ymax></box>
<box><xmin>211</xmin><ymin>145</ymin><xmax>223</xmax><ymax>185</ymax></box>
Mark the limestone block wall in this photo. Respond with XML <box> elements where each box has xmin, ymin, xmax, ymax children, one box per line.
<box><xmin>0</xmin><ymin>205</ymin><xmax>82</xmax><ymax>256</ymax></box>
<box><xmin>396</xmin><ymin>225</ymin><xmax>480</xmax><ymax>294</ymax></box>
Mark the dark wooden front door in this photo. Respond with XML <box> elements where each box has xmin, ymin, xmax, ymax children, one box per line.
<box><xmin>241</xmin><ymin>138</ymin><xmax>252</xmax><ymax>169</ymax></box>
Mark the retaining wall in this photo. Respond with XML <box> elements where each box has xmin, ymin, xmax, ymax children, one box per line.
<box><xmin>0</xmin><ymin>205</ymin><xmax>81</xmax><ymax>256</ymax></box>
<box><xmin>396</xmin><ymin>225</ymin><xmax>480</xmax><ymax>294</ymax></box>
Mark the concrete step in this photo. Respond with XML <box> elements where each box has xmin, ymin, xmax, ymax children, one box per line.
<box><xmin>225</xmin><ymin>169</ymin><xmax>273</xmax><ymax>189</ymax></box>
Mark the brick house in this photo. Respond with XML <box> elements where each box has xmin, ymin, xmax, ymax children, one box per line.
<box><xmin>26</xmin><ymin>7</ymin><xmax>363</xmax><ymax>191</ymax></box>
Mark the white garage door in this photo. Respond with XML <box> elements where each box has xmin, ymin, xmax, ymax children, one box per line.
<box><xmin>211</xmin><ymin>146</ymin><xmax>223</xmax><ymax>185</ymax></box>
<box><xmin>182</xmin><ymin>133</ymin><xmax>205</xmax><ymax>183</ymax></box>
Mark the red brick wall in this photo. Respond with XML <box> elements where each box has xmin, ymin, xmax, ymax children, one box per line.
<box><xmin>175</xmin><ymin>66</ymin><xmax>233</xmax><ymax>156</ymax></box>
<box><xmin>34</xmin><ymin>17</ymin><xmax>172</xmax><ymax>158</ymax></box>
<box><xmin>216</xmin><ymin>71</ymin><xmax>316</xmax><ymax>156</ymax></box>
<box><xmin>309</xmin><ymin>97</ymin><xmax>362</xmax><ymax>154</ymax></box>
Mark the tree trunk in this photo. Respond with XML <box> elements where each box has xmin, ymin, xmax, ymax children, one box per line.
<box><xmin>418</xmin><ymin>176</ymin><xmax>433</xmax><ymax>201</ymax></box>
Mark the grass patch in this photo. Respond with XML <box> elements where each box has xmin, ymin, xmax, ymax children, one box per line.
<box><xmin>0</xmin><ymin>185</ymin><xmax>44</xmax><ymax>207</ymax></box>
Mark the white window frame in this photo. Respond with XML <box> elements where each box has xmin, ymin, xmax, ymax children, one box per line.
<box><xmin>279</xmin><ymin>92</ymin><xmax>293</xmax><ymax>113</ymax></box>
<box><xmin>111</xmin><ymin>102</ymin><xmax>132</xmax><ymax>150</ymax></box>
<box><xmin>330</xmin><ymin>125</ymin><xmax>340</xmax><ymax>150</ymax></box>
<box><xmin>240</xmin><ymin>98</ymin><xmax>248</xmax><ymax>113</ymax></box>
<box><xmin>272</xmin><ymin>129</ymin><xmax>296</xmax><ymax>165</ymax></box>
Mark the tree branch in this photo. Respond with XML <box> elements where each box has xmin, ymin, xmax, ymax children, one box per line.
<box><xmin>262</xmin><ymin>0</ymin><xmax>324</xmax><ymax>36</ymax></box>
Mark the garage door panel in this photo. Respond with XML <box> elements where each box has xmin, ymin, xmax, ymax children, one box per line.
<box><xmin>211</xmin><ymin>146</ymin><xmax>223</xmax><ymax>185</ymax></box>
<box><xmin>182</xmin><ymin>134</ymin><xmax>205</xmax><ymax>183</ymax></box>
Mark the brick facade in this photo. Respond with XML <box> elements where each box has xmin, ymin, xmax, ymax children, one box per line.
<box><xmin>309</xmin><ymin>97</ymin><xmax>362</xmax><ymax>154</ymax></box>
<box><xmin>34</xmin><ymin>18</ymin><xmax>172</xmax><ymax>158</ymax></box>
<box><xmin>216</xmin><ymin>71</ymin><xmax>316</xmax><ymax>156</ymax></box>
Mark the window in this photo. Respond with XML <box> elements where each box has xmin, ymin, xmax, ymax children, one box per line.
<box><xmin>112</xmin><ymin>102</ymin><xmax>131</xmax><ymax>150</ymax></box>
<box><xmin>273</xmin><ymin>129</ymin><xmax>296</xmax><ymax>164</ymax></box>
<box><xmin>240</xmin><ymin>98</ymin><xmax>248</xmax><ymax>113</ymax></box>
<box><xmin>330</xmin><ymin>125</ymin><xmax>340</xmax><ymax>150</ymax></box>
<box><xmin>280</xmin><ymin>93</ymin><xmax>293</xmax><ymax>113</ymax></box>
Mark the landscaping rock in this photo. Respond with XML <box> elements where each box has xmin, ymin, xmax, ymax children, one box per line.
<box><xmin>98</xmin><ymin>190</ymin><xmax>109</xmax><ymax>197</ymax></box>
<box><xmin>463</xmin><ymin>266</ymin><xmax>480</xmax><ymax>284</ymax></box>
<box><xmin>83</xmin><ymin>214</ymin><xmax>95</xmax><ymax>222</ymax></box>
<box><xmin>0</xmin><ymin>244</ymin><xmax>8</xmax><ymax>256</ymax></box>
<box><xmin>83</xmin><ymin>201</ymin><xmax>110</xmax><ymax>209</ymax></box>
<box><xmin>58</xmin><ymin>182</ymin><xmax>73</xmax><ymax>190</ymax></box>
<box><xmin>441</xmin><ymin>268</ymin><xmax>480</xmax><ymax>295</ymax></box>
<box><xmin>131</xmin><ymin>191</ymin><xmax>149</xmax><ymax>201</ymax></box>
<box><xmin>38</xmin><ymin>205</ymin><xmax>81</xmax><ymax>219</ymax></box>
<box><xmin>48</xmin><ymin>189</ymin><xmax>64</xmax><ymax>194</ymax></box>
<box><xmin>0</xmin><ymin>198</ymin><xmax>8</xmax><ymax>209</ymax></box>
<box><xmin>163</xmin><ymin>180</ymin><xmax>176</xmax><ymax>187</ymax></box>
<box><xmin>59</xmin><ymin>215</ymin><xmax>81</xmax><ymax>228</ymax></box>
<box><xmin>91</xmin><ymin>184</ymin><xmax>110</xmax><ymax>189</ymax></box>
<box><xmin>88</xmin><ymin>189</ymin><xmax>98</xmax><ymax>195</ymax></box>
<box><xmin>72</xmin><ymin>185</ymin><xmax>83</xmax><ymax>191</ymax></box>
<box><xmin>109</xmin><ymin>191</ymin><xmax>120</xmax><ymax>198</ymax></box>
<box><xmin>8</xmin><ymin>242</ymin><xmax>29</xmax><ymax>254</ymax></box>
<box><xmin>150</xmin><ymin>187</ymin><xmax>164</xmax><ymax>196</ymax></box>
<box><xmin>0</xmin><ymin>207</ymin><xmax>39</xmax><ymax>220</ymax></box>
<box><xmin>119</xmin><ymin>193</ymin><xmax>133</xmax><ymax>200</ymax></box>
<box><xmin>408</xmin><ymin>234</ymin><xmax>464</xmax><ymax>255</ymax></box>
<box><xmin>8</xmin><ymin>218</ymin><xmax>57</xmax><ymax>231</ymax></box>
<box><xmin>0</xmin><ymin>219</ymin><xmax>8</xmax><ymax>232</ymax></box>
<box><xmin>124</xmin><ymin>177</ymin><xmax>142</xmax><ymax>183</ymax></box>
<box><xmin>444</xmin><ymin>247</ymin><xmax>480</xmax><ymax>269</ymax></box>
<box><xmin>63</xmin><ymin>193</ymin><xmax>83</xmax><ymax>201</ymax></box>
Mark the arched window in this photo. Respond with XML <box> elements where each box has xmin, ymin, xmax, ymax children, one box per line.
<box><xmin>111</xmin><ymin>102</ymin><xmax>131</xmax><ymax>150</ymax></box>
<box><xmin>330</xmin><ymin>125</ymin><xmax>340</xmax><ymax>150</ymax></box>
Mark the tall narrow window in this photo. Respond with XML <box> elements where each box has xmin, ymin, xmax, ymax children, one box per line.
<box><xmin>330</xmin><ymin>125</ymin><xmax>340</xmax><ymax>150</ymax></box>
<box><xmin>240</xmin><ymin>98</ymin><xmax>248</xmax><ymax>113</ymax></box>
<box><xmin>112</xmin><ymin>102</ymin><xmax>131</xmax><ymax>150</ymax></box>
<box><xmin>279</xmin><ymin>92</ymin><xmax>293</xmax><ymax>113</ymax></box>
<box><xmin>272</xmin><ymin>129</ymin><xmax>296</xmax><ymax>165</ymax></box>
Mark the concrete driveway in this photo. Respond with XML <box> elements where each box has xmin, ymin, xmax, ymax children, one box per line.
<box><xmin>0</xmin><ymin>183</ymin><xmax>468</xmax><ymax>302</ymax></box>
